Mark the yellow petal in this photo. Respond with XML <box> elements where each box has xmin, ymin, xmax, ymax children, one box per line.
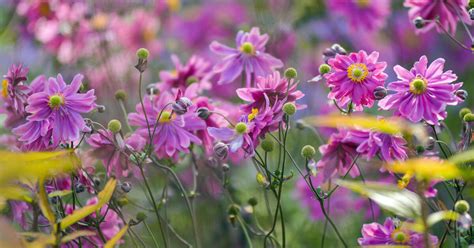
<box><xmin>38</xmin><ymin>178</ymin><xmax>56</xmax><ymax>228</ymax></box>
<box><xmin>386</xmin><ymin>158</ymin><xmax>462</xmax><ymax>181</ymax></box>
<box><xmin>104</xmin><ymin>225</ymin><xmax>128</xmax><ymax>248</ymax></box>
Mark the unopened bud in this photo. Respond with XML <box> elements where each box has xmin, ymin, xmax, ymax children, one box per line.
<box><xmin>455</xmin><ymin>200</ymin><xmax>470</xmax><ymax>214</ymax></box>
<box><xmin>284</xmin><ymin>67</ymin><xmax>297</xmax><ymax>79</ymax></box>
<box><xmin>136</xmin><ymin>212</ymin><xmax>147</xmax><ymax>221</ymax></box>
<box><xmin>121</xmin><ymin>182</ymin><xmax>132</xmax><ymax>193</ymax></box>
<box><xmin>146</xmin><ymin>84</ymin><xmax>158</xmax><ymax>95</ymax></box>
<box><xmin>197</xmin><ymin>107</ymin><xmax>211</xmax><ymax>119</ymax></box>
<box><xmin>414</xmin><ymin>17</ymin><xmax>424</xmax><ymax>29</ymax></box>
<box><xmin>470</xmin><ymin>8</ymin><xmax>474</xmax><ymax>20</ymax></box>
<box><xmin>319</xmin><ymin>64</ymin><xmax>331</xmax><ymax>75</ymax></box>
<box><xmin>136</xmin><ymin>48</ymin><xmax>149</xmax><ymax>59</ymax></box>
<box><xmin>456</xmin><ymin>89</ymin><xmax>468</xmax><ymax>101</ymax></box>
<box><xmin>464</xmin><ymin>113</ymin><xmax>474</xmax><ymax>122</ymax></box>
<box><xmin>373</xmin><ymin>86</ymin><xmax>387</xmax><ymax>100</ymax></box>
<box><xmin>260</xmin><ymin>137</ymin><xmax>274</xmax><ymax>152</ymax></box>
<box><xmin>117</xmin><ymin>197</ymin><xmax>129</xmax><ymax>207</ymax></box>
<box><xmin>425</xmin><ymin>137</ymin><xmax>435</xmax><ymax>150</ymax></box>
<box><xmin>97</xmin><ymin>105</ymin><xmax>106</xmax><ymax>113</ymax></box>
<box><xmin>108</xmin><ymin>119</ymin><xmax>122</xmax><ymax>133</ymax></box>
<box><xmin>301</xmin><ymin>145</ymin><xmax>316</xmax><ymax>159</ymax></box>
<box><xmin>248</xmin><ymin>197</ymin><xmax>258</xmax><ymax>206</ymax></box>
<box><xmin>75</xmin><ymin>183</ymin><xmax>85</xmax><ymax>193</ymax></box>
<box><xmin>172</xmin><ymin>97</ymin><xmax>192</xmax><ymax>115</ymax></box>
<box><xmin>283</xmin><ymin>102</ymin><xmax>297</xmax><ymax>116</ymax></box>
<box><xmin>214</xmin><ymin>142</ymin><xmax>229</xmax><ymax>160</ymax></box>
<box><xmin>115</xmin><ymin>90</ymin><xmax>127</xmax><ymax>101</ymax></box>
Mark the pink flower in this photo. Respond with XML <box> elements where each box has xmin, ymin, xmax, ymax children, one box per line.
<box><xmin>325</xmin><ymin>50</ymin><xmax>387</xmax><ymax>111</ymax></box>
<box><xmin>404</xmin><ymin>0</ymin><xmax>472</xmax><ymax>35</ymax></box>
<box><xmin>378</xmin><ymin>55</ymin><xmax>463</xmax><ymax>125</ymax></box>
<box><xmin>210</xmin><ymin>27</ymin><xmax>283</xmax><ymax>86</ymax></box>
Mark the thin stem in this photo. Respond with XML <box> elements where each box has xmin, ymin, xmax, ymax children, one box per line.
<box><xmin>238</xmin><ymin>217</ymin><xmax>254</xmax><ymax>248</ymax></box>
<box><xmin>118</xmin><ymin>99</ymin><xmax>133</xmax><ymax>132</ymax></box>
<box><xmin>144</xmin><ymin>220</ymin><xmax>160</xmax><ymax>248</ymax></box>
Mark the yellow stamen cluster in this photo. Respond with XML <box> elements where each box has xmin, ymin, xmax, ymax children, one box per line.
<box><xmin>240</xmin><ymin>42</ymin><xmax>255</xmax><ymax>55</ymax></box>
<box><xmin>397</xmin><ymin>172</ymin><xmax>413</xmax><ymax>189</ymax></box>
<box><xmin>391</xmin><ymin>230</ymin><xmax>409</xmax><ymax>244</ymax></box>
<box><xmin>347</xmin><ymin>63</ymin><xmax>369</xmax><ymax>83</ymax></box>
<box><xmin>159</xmin><ymin>111</ymin><xmax>173</xmax><ymax>123</ymax></box>
<box><xmin>409</xmin><ymin>77</ymin><xmax>427</xmax><ymax>95</ymax></box>
<box><xmin>48</xmin><ymin>94</ymin><xmax>64</xmax><ymax>109</ymax></box>
<box><xmin>248</xmin><ymin>108</ymin><xmax>259</xmax><ymax>122</ymax></box>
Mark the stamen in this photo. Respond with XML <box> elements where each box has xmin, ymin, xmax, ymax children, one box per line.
<box><xmin>347</xmin><ymin>63</ymin><xmax>369</xmax><ymax>83</ymax></box>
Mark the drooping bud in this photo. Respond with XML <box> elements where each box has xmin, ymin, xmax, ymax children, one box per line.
<box><xmin>96</xmin><ymin>105</ymin><xmax>106</xmax><ymax>113</ymax></box>
<box><xmin>319</xmin><ymin>64</ymin><xmax>331</xmax><ymax>75</ymax></box>
<box><xmin>464</xmin><ymin>113</ymin><xmax>474</xmax><ymax>122</ymax></box>
<box><xmin>301</xmin><ymin>145</ymin><xmax>316</xmax><ymax>159</ymax></box>
<box><xmin>121</xmin><ymin>182</ymin><xmax>132</xmax><ymax>193</ymax></box>
<box><xmin>197</xmin><ymin>107</ymin><xmax>211</xmax><ymax>119</ymax></box>
<box><xmin>373</xmin><ymin>86</ymin><xmax>387</xmax><ymax>100</ymax></box>
<box><xmin>172</xmin><ymin>97</ymin><xmax>192</xmax><ymax>115</ymax></box>
<box><xmin>115</xmin><ymin>89</ymin><xmax>127</xmax><ymax>101</ymax></box>
<box><xmin>469</xmin><ymin>8</ymin><xmax>474</xmax><ymax>20</ymax></box>
<box><xmin>283</xmin><ymin>102</ymin><xmax>297</xmax><ymax>116</ymax></box>
<box><xmin>146</xmin><ymin>84</ymin><xmax>158</xmax><ymax>95</ymax></box>
<box><xmin>455</xmin><ymin>200</ymin><xmax>470</xmax><ymax>214</ymax></box>
<box><xmin>456</xmin><ymin>89</ymin><xmax>468</xmax><ymax>101</ymax></box>
<box><xmin>425</xmin><ymin>137</ymin><xmax>435</xmax><ymax>150</ymax></box>
<box><xmin>414</xmin><ymin>17</ymin><xmax>424</xmax><ymax>29</ymax></box>
<box><xmin>75</xmin><ymin>183</ymin><xmax>85</xmax><ymax>193</ymax></box>
<box><xmin>322</xmin><ymin>43</ymin><xmax>347</xmax><ymax>63</ymax></box>
<box><xmin>213</xmin><ymin>142</ymin><xmax>229</xmax><ymax>160</ymax></box>
<box><xmin>221</xmin><ymin>163</ymin><xmax>230</xmax><ymax>172</ymax></box>
<box><xmin>460</xmin><ymin>108</ymin><xmax>472</xmax><ymax>119</ymax></box>
<box><xmin>284</xmin><ymin>67</ymin><xmax>298</xmax><ymax>79</ymax></box>
<box><xmin>108</xmin><ymin>119</ymin><xmax>122</xmax><ymax>133</ymax></box>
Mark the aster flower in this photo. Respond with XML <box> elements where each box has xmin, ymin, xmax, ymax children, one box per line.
<box><xmin>210</xmin><ymin>27</ymin><xmax>283</xmax><ymax>86</ymax></box>
<box><xmin>326</xmin><ymin>0</ymin><xmax>391</xmax><ymax>32</ymax></box>
<box><xmin>378</xmin><ymin>55</ymin><xmax>463</xmax><ymax>125</ymax></box>
<box><xmin>325</xmin><ymin>50</ymin><xmax>388</xmax><ymax>111</ymax></box>
<box><xmin>25</xmin><ymin>74</ymin><xmax>96</xmax><ymax>144</ymax></box>
<box><xmin>155</xmin><ymin>55</ymin><xmax>213</xmax><ymax>98</ymax></box>
<box><xmin>2</xmin><ymin>64</ymin><xmax>30</xmax><ymax>114</ymax></box>
<box><xmin>128</xmin><ymin>92</ymin><xmax>206</xmax><ymax>161</ymax></box>
<box><xmin>345</xmin><ymin>128</ymin><xmax>408</xmax><ymax>162</ymax></box>
<box><xmin>404</xmin><ymin>0</ymin><xmax>472</xmax><ymax>35</ymax></box>
<box><xmin>88</xmin><ymin>130</ymin><xmax>146</xmax><ymax>178</ymax></box>
<box><xmin>358</xmin><ymin>217</ymin><xmax>438</xmax><ymax>247</ymax></box>
<box><xmin>316</xmin><ymin>129</ymin><xmax>360</xmax><ymax>182</ymax></box>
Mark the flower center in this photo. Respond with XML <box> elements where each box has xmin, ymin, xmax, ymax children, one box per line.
<box><xmin>159</xmin><ymin>111</ymin><xmax>173</xmax><ymax>123</ymax></box>
<box><xmin>409</xmin><ymin>77</ymin><xmax>427</xmax><ymax>95</ymax></box>
<box><xmin>391</xmin><ymin>230</ymin><xmax>409</xmax><ymax>244</ymax></box>
<box><xmin>347</xmin><ymin>63</ymin><xmax>369</xmax><ymax>83</ymax></box>
<box><xmin>1</xmin><ymin>79</ymin><xmax>8</xmax><ymax>98</ymax></box>
<box><xmin>240</xmin><ymin>42</ymin><xmax>255</xmax><ymax>55</ymax></box>
<box><xmin>247</xmin><ymin>108</ymin><xmax>259</xmax><ymax>122</ymax></box>
<box><xmin>49</xmin><ymin>94</ymin><xmax>64</xmax><ymax>109</ymax></box>
<box><xmin>356</xmin><ymin>0</ymin><xmax>370</xmax><ymax>7</ymax></box>
<box><xmin>235</xmin><ymin>122</ymin><xmax>248</xmax><ymax>134</ymax></box>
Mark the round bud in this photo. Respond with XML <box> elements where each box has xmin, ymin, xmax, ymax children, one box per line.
<box><xmin>93</xmin><ymin>177</ymin><xmax>101</xmax><ymax>186</ymax></box>
<box><xmin>136</xmin><ymin>48</ymin><xmax>149</xmax><ymax>59</ymax></box>
<box><xmin>213</xmin><ymin>142</ymin><xmax>229</xmax><ymax>160</ymax></box>
<box><xmin>284</xmin><ymin>67</ymin><xmax>298</xmax><ymax>79</ymax></box>
<box><xmin>197</xmin><ymin>107</ymin><xmax>211</xmax><ymax>119</ymax></box>
<box><xmin>115</xmin><ymin>89</ymin><xmax>127</xmax><ymax>101</ymax></box>
<box><xmin>301</xmin><ymin>145</ymin><xmax>316</xmax><ymax>159</ymax></box>
<box><xmin>319</xmin><ymin>64</ymin><xmax>331</xmax><ymax>75</ymax></box>
<box><xmin>146</xmin><ymin>84</ymin><xmax>158</xmax><ymax>95</ymax></box>
<box><xmin>283</xmin><ymin>102</ymin><xmax>297</xmax><ymax>116</ymax></box>
<box><xmin>260</xmin><ymin>137</ymin><xmax>274</xmax><ymax>152</ymax></box>
<box><xmin>373</xmin><ymin>86</ymin><xmax>387</xmax><ymax>100</ymax></box>
<box><xmin>221</xmin><ymin>163</ymin><xmax>230</xmax><ymax>172</ymax></box>
<box><xmin>75</xmin><ymin>183</ymin><xmax>85</xmax><ymax>193</ymax></box>
<box><xmin>117</xmin><ymin>197</ymin><xmax>129</xmax><ymax>207</ymax></box>
<box><xmin>470</xmin><ymin>8</ymin><xmax>474</xmax><ymax>20</ymax></box>
<box><xmin>248</xmin><ymin>197</ymin><xmax>258</xmax><ymax>206</ymax></box>
<box><xmin>227</xmin><ymin>204</ymin><xmax>240</xmax><ymax>216</ymax></box>
<box><xmin>460</xmin><ymin>108</ymin><xmax>472</xmax><ymax>119</ymax></box>
<box><xmin>235</xmin><ymin>122</ymin><xmax>248</xmax><ymax>134</ymax></box>
<box><xmin>414</xmin><ymin>17</ymin><xmax>424</xmax><ymax>29</ymax></box>
<box><xmin>456</xmin><ymin>89</ymin><xmax>468</xmax><ymax>101</ymax></box>
<box><xmin>121</xmin><ymin>182</ymin><xmax>132</xmax><ymax>193</ymax></box>
<box><xmin>97</xmin><ymin>105</ymin><xmax>106</xmax><ymax>113</ymax></box>
<box><xmin>136</xmin><ymin>212</ymin><xmax>147</xmax><ymax>221</ymax></box>
<box><xmin>463</xmin><ymin>113</ymin><xmax>474</xmax><ymax>122</ymax></box>
<box><xmin>107</xmin><ymin>119</ymin><xmax>122</xmax><ymax>133</ymax></box>
<box><xmin>415</xmin><ymin>145</ymin><xmax>425</xmax><ymax>154</ymax></box>
<box><xmin>455</xmin><ymin>200</ymin><xmax>470</xmax><ymax>213</ymax></box>
<box><xmin>425</xmin><ymin>136</ymin><xmax>435</xmax><ymax>151</ymax></box>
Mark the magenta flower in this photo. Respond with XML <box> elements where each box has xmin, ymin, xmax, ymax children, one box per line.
<box><xmin>326</xmin><ymin>0</ymin><xmax>391</xmax><ymax>32</ymax></box>
<box><xmin>155</xmin><ymin>55</ymin><xmax>213</xmax><ymax>98</ymax></box>
<box><xmin>404</xmin><ymin>0</ymin><xmax>472</xmax><ymax>35</ymax></box>
<box><xmin>88</xmin><ymin>130</ymin><xmax>146</xmax><ymax>178</ymax></box>
<box><xmin>236</xmin><ymin>71</ymin><xmax>305</xmax><ymax>113</ymax></box>
<box><xmin>325</xmin><ymin>50</ymin><xmax>387</xmax><ymax>111</ymax></box>
<box><xmin>210</xmin><ymin>27</ymin><xmax>283</xmax><ymax>86</ymax></box>
<box><xmin>359</xmin><ymin>218</ymin><xmax>438</xmax><ymax>247</ymax></box>
<box><xmin>25</xmin><ymin>74</ymin><xmax>96</xmax><ymax>144</ymax></box>
<box><xmin>316</xmin><ymin>129</ymin><xmax>360</xmax><ymax>181</ymax></box>
<box><xmin>378</xmin><ymin>55</ymin><xmax>463</xmax><ymax>125</ymax></box>
<box><xmin>2</xmin><ymin>64</ymin><xmax>30</xmax><ymax>114</ymax></box>
<box><xmin>345</xmin><ymin>129</ymin><xmax>408</xmax><ymax>162</ymax></box>
<box><xmin>128</xmin><ymin>92</ymin><xmax>206</xmax><ymax>161</ymax></box>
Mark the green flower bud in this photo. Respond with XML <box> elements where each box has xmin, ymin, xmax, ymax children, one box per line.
<box><xmin>283</xmin><ymin>102</ymin><xmax>296</xmax><ymax>116</ymax></box>
<box><xmin>248</xmin><ymin>197</ymin><xmax>258</xmax><ymax>206</ymax></box>
<box><xmin>260</xmin><ymin>137</ymin><xmax>274</xmax><ymax>152</ymax></box>
<box><xmin>136</xmin><ymin>212</ymin><xmax>147</xmax><ymax>221</ymax></box>
<box><xmin>117</xmin><ymin>197</ymin><xmax>129</xmax><ymax>207</ymax></box>
<box><xmin>301</xmin><ymin>145</ymin><xmax>316</xmax><ymax>159</ymax></box>
<box><xmin>115</xmin><ymin>89</ymin><xmax>127</xmax><ymax>101</ymax></box>
<box><xmin>107</xmin><ymin>119</ymin><xmax>122</xmax><ymax>133</ymax></box>
<box><xmin>319</xmin><ymin>64</ymin><xmax>331</xmax><ymax>75</ymax></box>
<box><xmin>460</xmin><ymin>108</ymin><xmax>472</xmax><ymax>119</ymax></box>
<box><xmin>136</xmin><ymin>48</ymin><xmax>149</xmax><ymax>59</ymax></box>
<box><xmin>463</xmin><ymin>113</ymin><xmax>474</xmax><ymax>122</ymax></box>
<box><xmin>284</xmin><ymin>67</ymin><xmax>298</xmax><ymax>79</ymax></box>
<box><xmin>227</xmin><ymin>204</ymin><xmax>240</xmax><ymax>216</ymax></box>
<box><xmin>455</xmin><ymin>200</ymin><xmax>470</xmax><ymax>213</ymax></box>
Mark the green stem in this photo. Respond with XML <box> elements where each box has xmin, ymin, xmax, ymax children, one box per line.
<box><xmin>144</xmin><ymin>220</ymin><xmax>160</xmax><ymax>248</ymax></box>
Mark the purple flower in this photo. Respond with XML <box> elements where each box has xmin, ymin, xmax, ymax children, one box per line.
<box><xmin>210</xmin><ymin>27</ymin><xmax>283</xmax><ymax>86</ymax></box>
<box><xmin>325</xmin><ymin>50</ymin><xmax>387</xmax><ymax>111</ymax></box>
<box><xmin>2</xmin><ymin>64</ymin><xmax>30</xmax><ymax>114</ymax></box>
<box><xmin>345</xmin><ymin>128</ymin><xmax>408</xmax><ymax>162</ymax></box>
<box><xmin>155</xmin><ymin>55</ymin><xmax>213</xmax><ymax>98</ymax></box>
<box><xmin>326</xmin><ymin>0</ymin><xmax>391</xmax><ymax>32</ymax></box>
<box><xmin>128</xmin><ymin>91</ymin><xmax>206</xmax><ymax>161</ymax></box>
<box><xmin>404</xmin><ymin>0</ymin><xmax>472</xmax><ymax>35</ymax></box>
<box><xmin>358</xmin><ymin>217</ymin><xmax>438</xmax><ymax>247</ymax></box>
<box><xmin>88</xmin><ymin>130</ymin><xmax>146</xmax><ymax>178</ymax></box>
<box><xmin>316</xmin><ymin>129</ymin><xmax>360</xmax><ymax>181</ymax></box>
<box><xmin>378</xmin><ymin>55</ymin><xmax>463</xmax><ymax>125</ymax></box>
<box><xmin>25</xmin><ymin>74</ymin><xmax>96</xmax><ymax>144</ymax></box>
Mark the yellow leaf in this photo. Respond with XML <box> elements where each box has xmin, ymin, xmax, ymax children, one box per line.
<box><xmin>38</xmin><ymin>178</ymin><xmax>56</xmax><ymax>229</ymax></box>
<box><xmin>61</xmin><ymin>230</ymin><xmax>96</xmax><ymax>243</ymax></box>
<box><xmin>48</xmin><ymin>190</ymin><xmax>72</xmax><ymax>198</ymax></box>
<box><xmin>0</xmin><ymin>186</ymin><xmax>32</xmax><ymax>203</ymax></box>
<box><xmin>60</xmin><ymin>178</ymin><xmax>116</xmax><ymax>230</ymax></box>
<box><xmin>449</xmin><ymin>149</ymin><xmax>474</xmax><ymax>165</ymax></box>
<box><xmin>104</xmin><ymin>225</ymin><xmax>128</xmax><ymax>248</ymax></box>
<box><xmin>386</xmin><ymin>158</ymin><xmax>462</xmax><ymax>181</ymax></box>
